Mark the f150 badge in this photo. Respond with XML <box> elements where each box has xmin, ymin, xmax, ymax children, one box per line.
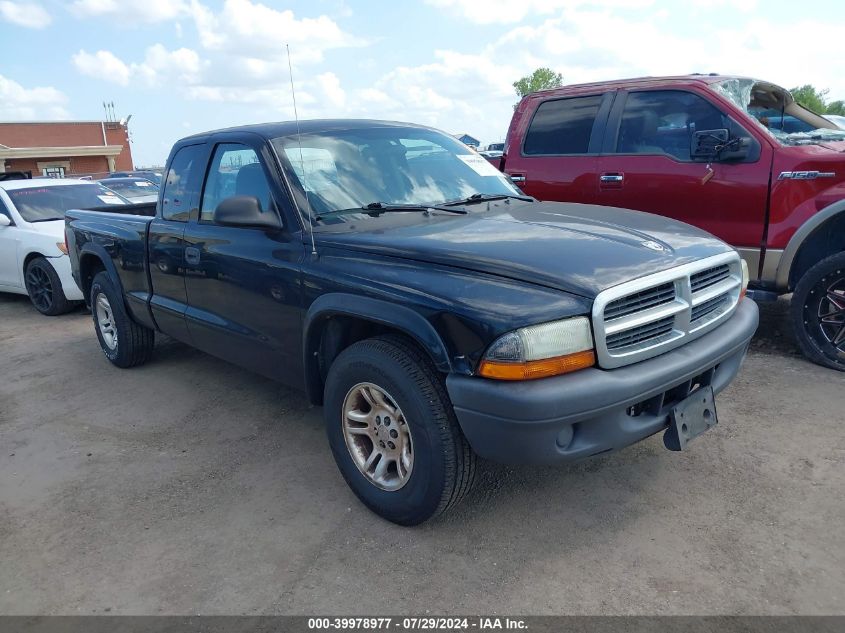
<box><xmin>778</xmin><ymin>171</ymin><xmax>836</xmax><ymax>180</ymax></box>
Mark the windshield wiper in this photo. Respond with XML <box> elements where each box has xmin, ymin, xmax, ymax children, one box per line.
<box><xmin>442</xmin><ymin>193</ymin><xmax>535</xmax><ymax>207</ymax></box>
<box><xmin>315</xmin><ymin>202</ymin><xmax>467</xmax><ymax>221</ymax></box>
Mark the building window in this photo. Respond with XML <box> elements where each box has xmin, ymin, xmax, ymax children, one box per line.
<box><xmin>42</xmin><ymin>166</ymin><xmax>65</xmax><ymax>178</ymax></box>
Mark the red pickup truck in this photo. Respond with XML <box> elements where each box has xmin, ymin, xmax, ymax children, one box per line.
<box><xmin>502</xmin><ymin>74</ymin><xmax>845</xmax><ymax>370</ymax></box>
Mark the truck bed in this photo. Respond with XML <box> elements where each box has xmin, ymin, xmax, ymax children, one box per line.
<box><xmin>65</xmin><ymin>208</ymin><xmax>155</xmax><ymax>326</ymax></box>
<box><xmin>82</xmin><ymin>201</ymin><xmax>157</xmax><ymax>217</ymax></box>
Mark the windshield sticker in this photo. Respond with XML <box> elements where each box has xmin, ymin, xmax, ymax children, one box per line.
<box><xmin>98</xmin><ymin>195</ymin><xmax>124</xmax><ymax>205</ymax></box>
<box><xmin>457</xmin><ymin>154</ymin><xmax>505</xmax><ymax>178</ymax></box>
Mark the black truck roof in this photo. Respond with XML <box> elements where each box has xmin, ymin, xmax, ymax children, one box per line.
<box><xmin>179</xmin><ymin>119</ymin><xmax>433</xmax><ymax>143</ymax></box>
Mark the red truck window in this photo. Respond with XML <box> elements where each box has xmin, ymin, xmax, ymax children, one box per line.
<box><xmin>523</xmin><ymin>95</ymin><xmax>603</xmax><ymax>156</ymax></box>
<box><xmin>615</xmin><ymin>90</ymin><xmax>749</xmax><ymax>161</ymax></box>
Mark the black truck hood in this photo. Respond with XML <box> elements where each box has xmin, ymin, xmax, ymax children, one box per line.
<box><xmin>315</xmin><ymin>201</ymin><xmax>734</xmax><ymax>298</ymax></box>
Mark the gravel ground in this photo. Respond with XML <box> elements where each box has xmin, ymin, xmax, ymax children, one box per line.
<box><xmin>0</xmin><ymin>293</ymin><xmax>842</xmax><ymax>615</ymax></box>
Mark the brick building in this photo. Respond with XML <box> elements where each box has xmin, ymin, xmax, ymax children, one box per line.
<box><xmin>0</xmin><ymin>121</ymin><xmax>134</xmax><ymax>178</ymax></box>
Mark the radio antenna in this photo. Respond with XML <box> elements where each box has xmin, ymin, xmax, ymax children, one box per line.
<box><xmin>286</xmin><ymin>43</ymin><xmax>317</xmax><ymax>256</ymax></box>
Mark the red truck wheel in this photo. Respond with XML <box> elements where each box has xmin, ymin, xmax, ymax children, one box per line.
<box><xmin>792</xmin><ymin>252</ymin><xmax>845</xmax><ymax>371</ymax></box>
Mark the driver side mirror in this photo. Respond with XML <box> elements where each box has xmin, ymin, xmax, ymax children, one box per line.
<box><xmin>691</xmin><ymin>129</ymin><xmax>750</xmax><ymax>162</ymax></box>
<box><xmin>0</xmin><ymin>214</ymin><xmax>11</xmax><ymax>227</ymax></box>
<box><xmin>213</xmin><ymin>196</ymin><xmax>280</xmax><ymax>230</ymax></box>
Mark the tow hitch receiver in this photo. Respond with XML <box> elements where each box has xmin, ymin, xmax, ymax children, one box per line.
<box><xmin>664</xmin><ymin>386</ymin><xmax>718</xmax><ymax>451</ymax></box>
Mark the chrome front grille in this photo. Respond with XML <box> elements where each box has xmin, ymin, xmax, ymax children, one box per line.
<box><xmin>691</xmin><ymin>294</ymin><xmax>729</xmax><ymax>324</ymax></box>
<box><xmin>604</xmin><ymin>282</ymin><xmax>675</xmax><ymax>320</ymax></box>
<box><xmin>606</xmin><ymin>315</ymin><xmax>675</xmax><ymax>351</ymax></box>
<box><xmin>691</xmin><ymin>264</ymin><xmax>730</xmax><ymax>292</ymax></box>
<box><xmin>592</xmin><ymin>252</ymin><xmax>743</xmax><ymax>369</ymax></box>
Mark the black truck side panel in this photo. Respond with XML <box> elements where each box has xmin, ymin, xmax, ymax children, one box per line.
<box><xmin>66</xmin><ymin>209</ymin><xmax>156</xmax><ymax>329</ymax></box>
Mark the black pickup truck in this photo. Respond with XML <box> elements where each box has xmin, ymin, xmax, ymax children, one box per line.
<box><xmin>66</xmin><ymin>120</ymin><xmax>759</xmax><ymax>525</ymax></box>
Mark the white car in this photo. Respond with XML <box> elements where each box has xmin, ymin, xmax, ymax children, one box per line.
<box><xmin>97</xmin><ymin>177</ymin><xmax>160</xmax><ymax>204</ymax></box>
<box><xmin>825</xmin><ymin>114</ymin><xmax>845</xmax><ymax>130</ymax></box>
<box><xmin>0</xmin><ymin>176</ymin><xmax>128</xmax><ymax>315</ymax></box>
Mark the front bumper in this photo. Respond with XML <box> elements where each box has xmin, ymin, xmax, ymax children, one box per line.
<box><xmin>47</xmin><ymin>254</ymin><xmax>84</xmax><ymax>301</ymax></box>
<box><xmin>446</xmin><ymin>299</ymin><xmax>759</xmax><ymax>464</ymax></box>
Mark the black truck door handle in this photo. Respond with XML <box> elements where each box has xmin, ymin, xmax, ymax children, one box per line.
<box><xmin>184</xmin><ymin>247</ymin><xmax>200</xmax><ymax>265</ymax></box>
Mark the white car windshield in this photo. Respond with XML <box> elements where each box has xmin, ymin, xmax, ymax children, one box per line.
<box><xmin>272</xmin><ymin>126</ymin><xmax>520</xmax><ymax>220</ymax></box>
<box><xmin>7</xmin><ymin>183</ymin><xmax>128</xmax><ymax>222</ymax></box>
<box><xmin>102</xmin><ymin>180</ymin><xmax>159</xmax><ymax>199</ymax></box>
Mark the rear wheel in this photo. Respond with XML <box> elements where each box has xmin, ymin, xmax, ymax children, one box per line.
<box><xmin>90</xmin><ymin>271</ymin><xmax>154</xmax><ymax>368</ymax></box>
<box><xmin>792</xmin><ymin>252</ymin><xmax>845</xmax><ymax>371</ymax></box>
<box><xmin>24</xmin><ymin>257</ymin><xmax>73</xmax><ymax>316</ymax></box>
<box><xmin>323</xmin><ymin>335</ymin><xmax>476</xmax><ymax>525</ymax></box>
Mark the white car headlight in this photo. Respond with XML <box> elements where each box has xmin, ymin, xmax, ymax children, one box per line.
<box><xmin>478</xmin><ymin>317</ymin><xmax>595</xmax><ymax>380</ymax></box>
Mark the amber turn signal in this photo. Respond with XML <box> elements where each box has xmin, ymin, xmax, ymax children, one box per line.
<box><xmin>478</xmin><ymin>349</ymin><xmax>596</xmax><ymax>380</ymax></box>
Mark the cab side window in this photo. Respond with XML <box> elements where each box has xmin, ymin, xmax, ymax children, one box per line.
<box><xmin>616</xmin><ymin>90</ymin><xmax>752</xmax><ymax>161</ymax></box>
<box><xmin>523</xmin><ymin>95</ymin><xmax>604</xmax><ymax>155</ymax></box>
<box><xmin>200</xmin><ymin>144</ymin><xmax>275</xmax><ymax>224</ymax></box>
<box><xmin>161</xmin><ymin>144</ymin><xmax>203</xmax><ymax>221</ymax></box>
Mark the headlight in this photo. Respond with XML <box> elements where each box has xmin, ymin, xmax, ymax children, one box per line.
<box><xmin>477</xmin><ymin>317</ymin><xmax>595</xmax><ymax>380</ymax></box>
<box><xmin>740</xmin><ymin>259</ymin><xmax>749</xmax><ymax>299</ymax></box>
<box><xmin>56</xmin><ymin>241</ymin><xmax>68</xmax><ymax>255</ymax></box>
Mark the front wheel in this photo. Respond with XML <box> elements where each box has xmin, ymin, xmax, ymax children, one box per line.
<box><xmin>791</xmin><ymin>252</ymin><xmax>845</xmax><ymax>371</ymax></box>
<box><xmin>90</xmin><ymin>271</ymin><xmax>154</xmax><ymax>368</ymax></box>
<box><xmin>323</xmin><ymin>335</ymin><xmax>476</xmax><ymax>525</ymax></box>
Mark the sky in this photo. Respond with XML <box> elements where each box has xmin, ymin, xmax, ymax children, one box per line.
<box><xmin>2</xmin><ymin>0</ymin><xmax>844</xmax><ymax>166</ymax></box>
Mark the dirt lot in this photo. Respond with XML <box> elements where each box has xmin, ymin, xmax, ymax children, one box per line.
<box><xmin>0</xmin><ymin>293</ymin><xmax>842</xmax><ymax>615</ymax></box>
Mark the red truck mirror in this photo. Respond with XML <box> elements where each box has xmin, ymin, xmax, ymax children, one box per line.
<box><xmin>692</xmin><ymin>129</ymin><xmax>750</xmax><ymax>162</ymax></box>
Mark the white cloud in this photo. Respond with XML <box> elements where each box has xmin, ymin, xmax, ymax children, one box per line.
<box><xmin>189</xmin><ymin>0</ymin><xmax>364</xmax><ymax>63</ymax></box>
<box><xmin>316</xmin><ymin>72</ymin><xmax>346</xmax><ymax>107</ymax></box>
<box><xmin>0</xmin><ymin>75</ymin><xmax>69</xmax><ymax>119</ymax></box>
<box><xmin>0</xmin><ymin>0</ymin><xmax>51</xmax><ymax>28</ymax></box>
<box><xmin>73</xmin><ymin>45</ymin><xmax>202</xmax><ymax>87</ymax></box>
<box><xmin>140</xmin><ymin>44</ymin><xmax>202</xmax><ymax>84</ymax></box>
<box><xmin>72</xmin><ymin>49</ymin><xmax>131</xmax><ymax>86</ymax></box>
<box><xmin>426</xmin><ymin>0</ymin><xmax>654</xmax><ymax>25</ymax></box>
<box><xmin>70</xmin><ymin>0</ymin><xmax>190</xmax><ymax>23</ymax></box>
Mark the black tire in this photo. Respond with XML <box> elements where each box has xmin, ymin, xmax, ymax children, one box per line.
<box><xmin>90</xmin><ymin>271</ymin><xmax>154</xmax><ymax>368</ymax></box>
<box><xmin>323</xmin><ymin>335</ymin><xmax>476</xmax><ymax>525</ymax></box>
<box><xmin>791</xmin><ymin>252</ymin><xmax>845</xmax><ymax>371</ymax></box>
<box><xmin>24</xmin><ymin>257</ymin><xmax>73</xmax><ymax>316</ymax></box>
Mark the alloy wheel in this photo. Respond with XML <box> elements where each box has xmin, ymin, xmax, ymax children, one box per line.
<box><xmin>341</xmin><ymin>382</ymin><xmax>413</xmax><ymax>491</ymax></box>
<box><xmin>95</xmin><ymin>293</ymin><xmax>118</xmax><ymax>351</ymax></box>
<box><xmin>817</xmin><ymin>275</ymin><xmax>845</xmax><ymax>353</ymax></box>
<box><xmin>26</xmin><ymin>265</ymin><xmax>53</xmax><ymax>312</ymax></box>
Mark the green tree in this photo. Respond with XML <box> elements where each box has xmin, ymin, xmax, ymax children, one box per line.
<box><xmin>513</xmin><ymin>68</ymin><xmax>563</xmax><ymax>107</ymax></box>
<box><xmin>789</xmin><ymin>84</ymin><xmax>829</xmax><ymax>113</ymax></box>
<box><xmin>826</xmin><ymin>100</ymin><xmax>845</xmax><ymax>116</ymax></box>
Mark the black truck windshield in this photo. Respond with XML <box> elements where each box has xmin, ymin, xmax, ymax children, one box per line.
<box><xmin>9</xmin><ymin>183</ymin><xmax>127</xmax><ymax>222</ymax></box>
<box><xmin>272</xmin><ymin>127</ymin><xmax>520</xmax><ymax>220</ymax></box>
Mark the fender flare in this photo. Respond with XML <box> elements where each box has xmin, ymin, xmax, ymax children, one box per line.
<box><xmin>776</xmin><ymin>198</ymin><xmax>845</xmax><ymax>290</ymax></box>
<box><xmin>302</xmin><ymin>293</ymin><xmax>453</xmax><ymax>404</ymax></box>
<box><xmin>78</xmin><ymin>242</ymin><xmax>123</xmax><ymax>300</ymax></box>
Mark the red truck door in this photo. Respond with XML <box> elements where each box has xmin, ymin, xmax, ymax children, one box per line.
<box><xmin>503</xmin><ymin>92</ymin><xmax>613</xmax><ymax>203</ymax></box>
<box><xmin>594</xmin><ymin>89</ymin><xmax>772</xmax><ymax>250</ymax></box>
